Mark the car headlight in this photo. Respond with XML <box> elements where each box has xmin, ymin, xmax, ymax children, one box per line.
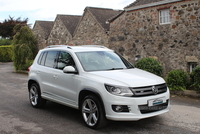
<box><xmin>105</xmin><ymin>84</ymin><xmax>133</xmax><ymax>97</ymax></box>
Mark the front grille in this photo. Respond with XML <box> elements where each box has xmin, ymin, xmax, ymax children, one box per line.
<box><xmin>130</xmin><ymin>83</ymin><xmax>167</xmax><ymax>97</ymax></box>
<box><xmin>138</xmin><ymin>100</ymin><xmax>169</xmax><ymax>114</ymax></box>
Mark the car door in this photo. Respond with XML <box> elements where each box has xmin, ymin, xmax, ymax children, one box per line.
<box><xmin>52</xmin><ymin>51</ymin><xmax>79</xmax><ymax>107</ymax></box>
<box><xmin>38</xmin><ymin>51</ymin><xmax>59</xmax><ymax>97</ymax></box>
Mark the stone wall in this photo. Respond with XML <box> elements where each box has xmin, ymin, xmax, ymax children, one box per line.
<box><xmin>109</xmin><ymin>0</ymin><xmax>200</xmax><ymax>74</ymax></box>
<box><xmin>47</xmin><ymin>17</ymin><xmax>72</xmax><ymax>45</ymax></box>
<box><xmin>32</xmin><ymin>23</ymin><xmax>47</xmax><ymax>50</ymax></box>
<box><xmin>71</xmin><ymin>11</ymin><xmax>109</xmax><ymax>46</ymax></box>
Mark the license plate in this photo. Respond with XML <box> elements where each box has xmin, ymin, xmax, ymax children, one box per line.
<box><xmin>148</xmin><ymin>97</ymin><xmax>166</xmax><ymax>107</ymax></box>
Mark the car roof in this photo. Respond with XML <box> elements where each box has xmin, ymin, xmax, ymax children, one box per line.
<box><xmin>41</xmin><ymin>45</ymin><xmax>113</xmax><ymax>53</ymax></box>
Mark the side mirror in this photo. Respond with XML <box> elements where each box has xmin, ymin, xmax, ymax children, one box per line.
<box><xmin>63</xmin><ymin>66</ymin><xmax>78</xmax><ymax>74</ymax></box>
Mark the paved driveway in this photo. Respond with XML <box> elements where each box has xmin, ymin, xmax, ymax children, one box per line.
<box><xmin>0</xmin><ymin>62</ymin><xmax>200</xmax><ymax>134</ymax></box>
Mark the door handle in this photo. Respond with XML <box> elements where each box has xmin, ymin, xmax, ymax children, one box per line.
<box><xmin>53</xmin><ymin>75</ymin><xmax>58</xmax><ymax>79</ymax></box>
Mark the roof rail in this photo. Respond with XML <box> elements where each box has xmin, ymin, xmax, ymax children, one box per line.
<box><xmin>81</xmin><ymin>45</ymin><xmax>107</xmax><ymax>48</ymax></box>
<box><xmin>45</xmin><ymin>45</ymin><xmax>72</xmax><ymax>49</ymax></box>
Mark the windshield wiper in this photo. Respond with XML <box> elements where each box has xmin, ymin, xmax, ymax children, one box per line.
<box><xmin>107</xmin><ymin>68</ymin><xmax>124</xmax><ymax>70</ymax></box>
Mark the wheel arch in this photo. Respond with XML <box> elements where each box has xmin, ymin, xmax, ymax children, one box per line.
<box><xmin>28</xmin><ymin>79</ymin><xmax>40</xmax><ymax>91</ymax></box>
<box><xmin>78</xmin><ymin>89</ymin><xmax>106</xmax><ymax>114</ymax></box>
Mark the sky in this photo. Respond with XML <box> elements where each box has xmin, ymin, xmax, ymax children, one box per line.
<box><xmin>0</xmin><ymin>0</ymin><xmax>135</xmax><ymax>28</ymax></box>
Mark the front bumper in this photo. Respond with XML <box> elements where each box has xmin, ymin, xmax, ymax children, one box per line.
<box><xmin>103</xmin><ymin>90</ymin><xmax>170</xmax><ymax>121</ymax></box>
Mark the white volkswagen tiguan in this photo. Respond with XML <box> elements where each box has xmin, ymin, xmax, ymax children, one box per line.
<box><xmin>28</xmin><ymin>45</ymin><xmax>170</xmax><ymax>129</ymax></box>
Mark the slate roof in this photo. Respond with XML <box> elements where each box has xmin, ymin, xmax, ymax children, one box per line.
<box><xmin>57</xmin><ymin>15</ymin><xmax>81</xmax><ymax>36</ymax></box>
<box><xmin>34</xmin><ymin>21</ymin><xmax>54</xmax><ymax>39</ymax></box>
<box><xmin>107</xmin><ymin>10</ymin><xmax>125</xmax><ymax>23</ymax></box>
<box><xmin>125</xmin><ymin>0</ymin><xmax>167</xmax><ymax>9</ymax></box>
<box><xmin>87</xmin><ymin>7</ymin><xmax>123</xmax><ymax>31</ymax></box>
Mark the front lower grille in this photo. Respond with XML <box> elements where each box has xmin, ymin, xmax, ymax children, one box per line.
<box><xmin>138</xmin><ymin>100</ymin><xmax>169</xmax><ymax>114</ymax></box>
<box><xmin>130</xmin><ymin>83</ymin><xmax>167</xmax><ymax>97</ymax></box>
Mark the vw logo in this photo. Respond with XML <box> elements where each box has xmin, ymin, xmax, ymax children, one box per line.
<box><xmin>152</xmin><ymin>86</ymin><xmax>158</xmax><ymax>94</ymax></box>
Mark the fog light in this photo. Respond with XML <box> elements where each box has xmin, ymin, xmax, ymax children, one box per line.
<box><xmin>112</xmin><ymin>105</ymin><xmax>129</xmax><ymax>112</ymax></box>
<box><xmin>116</xmin><ymin>106</ymin><xmax>123</xmax><ymax>112</ymax></box>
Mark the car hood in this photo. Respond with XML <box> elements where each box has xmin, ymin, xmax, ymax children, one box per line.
<box><xmin>84</xmin><ymin>68</ymin><xmax>165</xmax><ymax>87</ymax></box>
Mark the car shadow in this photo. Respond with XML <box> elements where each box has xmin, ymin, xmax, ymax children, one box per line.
<box><xmin>35</xmin><ymin>101</ymin><xmax>163</xmax><ymax>133</ymax></box>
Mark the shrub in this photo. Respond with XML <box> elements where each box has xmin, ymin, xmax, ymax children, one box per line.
<box><xmin>0</xmin><ymin>45</ymin><xmax>13</xmax><ymax>62</ymax></box>
<box><xmin>190</xmin><ymin>66</ymin><xmax>200</xmax><ymax>92</ymax></box>
<box><xmin>135</xmin><ymin>58</ymin><xmax>163</xmax><ymax>77</ymax></box>
<box><xmin>19</xmin><ymin>60</ymin><xmax>33</xmax><ymax>71</ymax></box>
<box><xmin>166</xmin><ymin>70</ymin><xmax>189</xmax><ymax>90</ymax></box>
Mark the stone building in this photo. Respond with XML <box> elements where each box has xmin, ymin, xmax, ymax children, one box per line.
<box><xmin>71</xmin><ymin>7</ymin><xmax>122</xmax><ymax>46</ymax></box>
<box><xmin>32</xmin><ymin>0</ymin><xmax>200</xmax><ymax>74</ymax></box>
<box><xmin>108</xmin><ymin>0</ymin><xmax>200</xmax><ymax>74</ymax></box>
<box><xmin>47</xmin><ymin>15</ymin><xmax>81</xmax><ymax>45</ymax></box>
<box><xmin>32</xmin><ymin>21</ymin><xmax>54</xmax><ymax>49</ymax></box>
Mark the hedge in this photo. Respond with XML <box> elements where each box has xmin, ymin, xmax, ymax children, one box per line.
<box><xmin>0</xmin><ymin>45</ymin><xmax>13</xmax><ymax>62</ymax></box>
<box><xmin>166</xmin><ymin>70</ymin><xmax>189</xmax><ymax>91</ymax></box>
<box><xmin>0</xmin><ymin>39</ymin><xmax>12</xmax><ymax>46</ymax></box>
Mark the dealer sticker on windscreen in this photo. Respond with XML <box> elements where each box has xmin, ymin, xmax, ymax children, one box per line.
<box><xmin>148</xmin><ymin>97</ymin><xmax>166</xmax><ymax>107</ymax></box>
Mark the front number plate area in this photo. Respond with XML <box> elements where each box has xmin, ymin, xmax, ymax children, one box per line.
<box><xmin>148</xmin><ymin>97</ymin><xmax>166</xmax><ymax>107</ymax></box>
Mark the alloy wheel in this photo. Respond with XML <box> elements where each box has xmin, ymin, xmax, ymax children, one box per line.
<box><xmin>29</xmin><ymin>86</ymin><xmax>39</xmax><ymax>106</ymax></box>
<box><xmin>82</xmin><ymin>98</ymin><xmax>99</xmax><ymax>127</ymax></box>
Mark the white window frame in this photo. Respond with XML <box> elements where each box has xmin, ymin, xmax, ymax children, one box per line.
<box><xmin>189</xmin><ymin>62</ymin><xmax>197</xmax><ymax>73</ymax></box>
<box><xmin>159</xmin><ymin>9</ymin><xmax>171</xmax><ymax>25</ymax></box>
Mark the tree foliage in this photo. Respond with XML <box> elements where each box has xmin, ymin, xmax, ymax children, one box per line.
<box><xmin>0</xmin><ymin>16</ymin><xmax>28</xmax><ymax>39</ymax></box>
<box><xmin>12</xmin><ymin>25</ymin><xmax>38</xmax><ymax>70</ymax></box>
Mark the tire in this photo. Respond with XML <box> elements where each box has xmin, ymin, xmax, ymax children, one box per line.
<box><xmin>81</xmin><ymin>95</ymin><xmax>107</xmax><ymax>129</ymax></box>
<box><xmin>29</xmin><ymin>83</ymin><xmax>46</xmax><ymax>108</ymax></box>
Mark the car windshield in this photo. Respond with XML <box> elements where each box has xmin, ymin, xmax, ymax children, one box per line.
<box><xmin>76</xmin><ymin>51</ymin><xmax>134</xmax><ymax>71</ymax></box>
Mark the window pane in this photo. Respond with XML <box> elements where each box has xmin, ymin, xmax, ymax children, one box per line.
<box><xmin>41</xmin><ymin>52</ymin><xmax>47</xmax><ymax>66</ymax></box>
<box><xmin>160</xmin><ymin>9</ymin><xmax>170</xmax><ymax>24</ymax></box>
<box><xmin>37</xmin><ymin>52</ymin><xmax>44</xmax><ymax>65</ymax></box>
<box><xmin>189</xmin><ymin>63</ymin><xmax>197</xmax><ymax>73</ymax></box>
<box><xmin>45</xmin><ymin>51</ymin><xmax>58</xmax><ymax>68</ymax></box>
<box><xmin>76</xmin><ymin>51</ymin><xmax>134</xmax><ymax>71</ymax></box>
<box><xmin>56</xmin><ymin>51</ymin><xmax>75</xmax><ymax>70</ymax></box>
<box><xmin>161</xmin><ymin>17</ymin><xmax>163</xmax><ymax>24</ymax></box>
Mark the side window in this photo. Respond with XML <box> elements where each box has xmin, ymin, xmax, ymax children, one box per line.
<box><xmin>56</xmin><ymin>51</ymin><xmax>75</xmax><ymax>70</ymax></box>
<box><xmin>37</xmin><ymin>52</ymin><xmax>47</xmax><ymax>66</ymax></box>
<box><xmin>37</xmin><ymin>52</ymin><xmax>44</xmax><ymax>65</ymax></box>
<box><xmin>45</xmin><ymin>51</ymin><xmax>58</xmax><ymax>68</ymax></box>
<box><xmin>41</xmin><ymin>52</ymin><xmax>47</xmax><ymax>66</ymax></box>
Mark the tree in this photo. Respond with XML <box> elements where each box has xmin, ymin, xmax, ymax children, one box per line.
<box><xmin>0</xmin><ymin>16</ymin><xmax>28</xmax><ymax>39</ymax></box>
<box><xmin>12</xmin><ymin>25</ymin><xmax>38</xmax><ymax>70</ymax></box>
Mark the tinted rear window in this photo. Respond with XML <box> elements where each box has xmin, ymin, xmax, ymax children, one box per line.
<box><xmin>45</xmin><ymin>51</ymin><xmax>58</xmax><ymax>68</ymax></box>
